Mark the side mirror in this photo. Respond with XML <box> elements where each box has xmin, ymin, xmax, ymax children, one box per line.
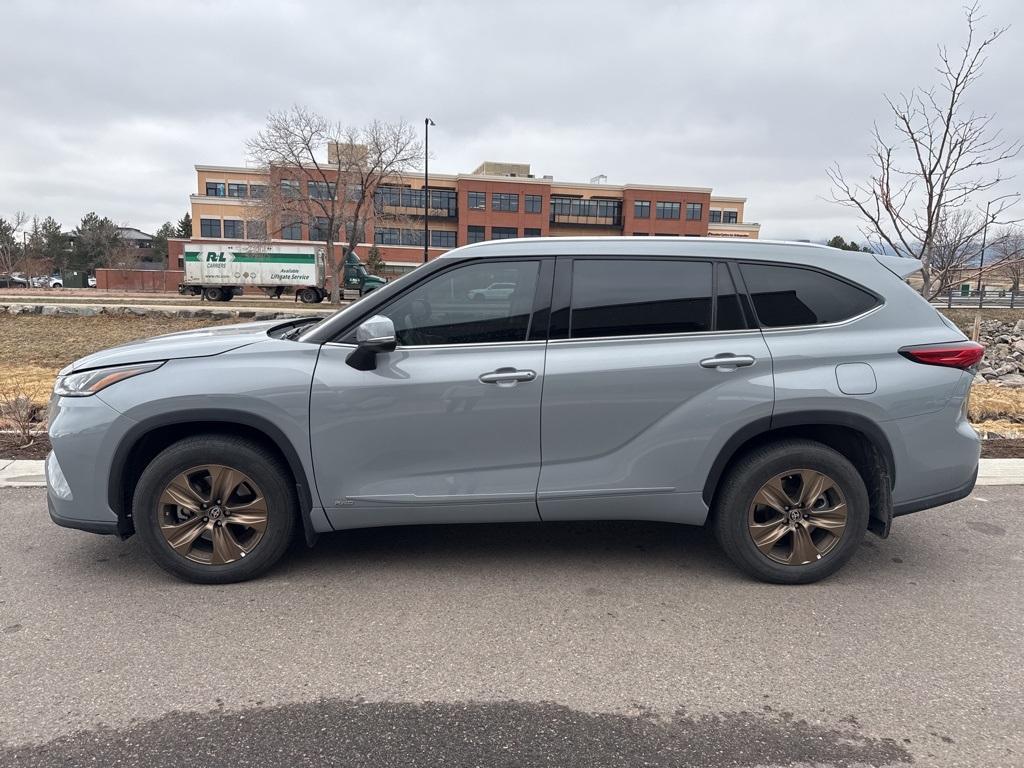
<box><xmin>346</xmin><ymin>315</ymin><xmax>397</xmax><ymax>371</ymax></box>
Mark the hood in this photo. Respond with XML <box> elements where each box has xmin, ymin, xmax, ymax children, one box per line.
<box><xmin>62</xmin><ymin>320</ymin><xmax>284</xmax><ymax>374</ymax></box>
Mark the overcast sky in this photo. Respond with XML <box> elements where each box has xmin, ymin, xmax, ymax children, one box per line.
<box><xmin>2</xmin><ymin>0</ymin><xmax>1022</xmax><ymax>241</ymax></box>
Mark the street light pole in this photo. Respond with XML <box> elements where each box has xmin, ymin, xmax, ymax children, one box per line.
<box><xmin>423</xmin><ymin>118</ymin><xmax>435</xmax><ymax>263</ymax></box>
<box><xmin>976</xmin><ymin>200</ymin><xmax>992</xmax><ymax>307</ymax></box>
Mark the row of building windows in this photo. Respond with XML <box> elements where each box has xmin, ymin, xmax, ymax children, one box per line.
<box><xmin>466</xmin><ymin>226</ymin><xmax>542</xmax><ymax>243</ymax></box>
<box><xmin>205</xmin><ymin>182</ymin><xmax>268</xmax><ymax>199</ymax></box>
<box><xmin>200</xmin><ymin>218</ymin><xmax>266</xmax><ymax>240</ymax></box>
<box><xmin>375</xmin><ymin>186</ymin><xmax>458</xmax><ymax>215</ymax></box>
<box><xmin>550</xmin><ymin>196</ymin><xmax>623</xmax><ymax>222</ymax></box>
<box><xmin>466</xmin><ymin>191</ymin><xmax>544</xmax><ymax>214</ymax></box>
<box><xmin>709</xmin><ymin>210</ymin><xmax>739</xmax><ymax>224</ymax></box>
<box><xmin>633</xmin><ymin>200</ymin><xmax>704</xmax><ymax>221</ymax></box>
<box><xmin>373</xmin><ymin>228</ymin><xmax>458</xmax><ymax>248</ymax></box>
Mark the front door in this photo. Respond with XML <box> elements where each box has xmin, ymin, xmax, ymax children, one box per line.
<box><xmin>310</xmin><ymin>258</ymin><xmax>551</xmax><ymax>529</ymax></box>
<box><xmin>538</xmin><ymin>258</ymin><xmax>774</xmax><ymax>524</ymax></box>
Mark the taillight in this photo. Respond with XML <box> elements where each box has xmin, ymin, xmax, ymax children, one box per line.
<box><xmin>899</xmin><ymin>342</ymin><xmax>985</xmax><ymax>370</ymax></box>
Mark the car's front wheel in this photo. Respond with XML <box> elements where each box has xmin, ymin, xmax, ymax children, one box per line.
<box><xmin>133</xmin><ymin>436</ymin><xmax>297</xmax><ymax>583</ymax></box>
<box><xmin>712</xmin><ymin>439</ymin><xmax>869</xmax><ymax>584</ymax></box>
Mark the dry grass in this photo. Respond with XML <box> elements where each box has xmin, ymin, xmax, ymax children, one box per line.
<box><xmin>968</xmin><ymin>383</ymin><xmax>1024</xmax><ymax>423</ymax></box>
<box><xmin>0</xmin><ymin>314</ymin><xmax>233</xmax><ymax>403</ymax></box>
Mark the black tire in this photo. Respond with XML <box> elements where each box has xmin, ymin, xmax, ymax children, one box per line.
<box><xmin>203</xmin><ymin>287</ymin><xmax>223</xmax><ymax>302</ymax></box>
<box><xmin>221</xmin><ymin>290</ymin><xmax>234</xmax><ymax>302</ymax></box>
<box><xmin>298</xmin><ymin>287</ymin><xmax>319</xmax><ymax>304</ymax></box>
<box><xmin>133</xmin><ymin>435</ymin><xmax>297</xmax><ymax>584</ymax></box>
<box><xmin>711</xmin><ymin>439</ymin><xmax>869</xmax><ymax>584</ymax></box>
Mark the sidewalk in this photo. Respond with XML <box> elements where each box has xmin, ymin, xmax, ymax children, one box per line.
<box><xmin>3</xmin><ymin>458</ymin><xmax>1023</xmax><ymax>489</ymax></box>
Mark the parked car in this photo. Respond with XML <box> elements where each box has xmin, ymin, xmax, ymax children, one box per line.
<box><xmin>31</xmin><ymin>274</ymin><xmax>62</xmax><ymax>288</ymax></box>
<box><xmin>46</xmin><ymin>238</ymin><xmax>981</xmax><ymax>584</ymax></box>
<box><xmin>467</xmin><ymin>281</ymin><xmax>516</xmax><ymax>301</ymax></box>
<box><xmin>0</xmin><ymin>273</ymin><xmax>29</xmax><ymax>288</ymax></box>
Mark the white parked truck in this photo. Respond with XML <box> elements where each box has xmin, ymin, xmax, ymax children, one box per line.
<box><xmin>179</xmin><ymin>244</ymin><xmax>387</xmax><ymax>303</ymax></box>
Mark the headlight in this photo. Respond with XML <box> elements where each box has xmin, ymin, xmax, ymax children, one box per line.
<box><xmin>53</xmin><ymin>361</ymin><xmax>164</xmax><ymax>397</ymax></box>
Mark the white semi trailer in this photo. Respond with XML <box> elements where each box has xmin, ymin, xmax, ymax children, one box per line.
<box><xmin>179</xmin><ymin>243</ymin><xmax>331</xmax><ymax>303</ymax></box>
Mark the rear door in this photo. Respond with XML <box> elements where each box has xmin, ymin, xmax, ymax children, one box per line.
<box><xmin>310</xmin><ymin>257</ymin><xmax>553</xmax><ymax>529</ymax></box>
<box><xmin>537</xmin><ymin>257</ymin><xmax>774</xmax><ymax>524</ymax></box>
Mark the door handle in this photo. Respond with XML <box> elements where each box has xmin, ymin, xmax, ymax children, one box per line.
<box><xmin>699</xmin><ymin>354</ymin><xmax>756</xmax><ymax>369</ymax></box>
<box><xmin>479</xmin><ymin>368</ymin><xmax>537</xmax><ymax>384</ymax></box>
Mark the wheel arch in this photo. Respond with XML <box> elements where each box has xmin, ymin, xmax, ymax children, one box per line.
<box><xmin>108</xmin><ymin>410</ymin><xmax>317</xmax><ymax>545</ymax></box>
<box><xmin>704</xmin><ymin>412</ymin><xmax>895</xmax><ymax>537</ymax></box>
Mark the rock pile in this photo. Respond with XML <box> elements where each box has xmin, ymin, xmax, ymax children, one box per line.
<box><xmin>976</xmin><ymin>318</ymin><xmax>1024</xmax><ymax>387</ymax></box>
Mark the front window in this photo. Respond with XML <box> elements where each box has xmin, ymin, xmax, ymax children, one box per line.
<box><xmin>377</xmin><ymin>261</ymin><xmax>540</xmax><ymax>346</ymax></box>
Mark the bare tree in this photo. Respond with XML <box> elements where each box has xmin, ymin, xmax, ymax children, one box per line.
<box><xmin>828</xmin><ymin>3</ymin><xmax>1021</xmax><ymax>298</ymax></box>
<box><xmin>102</xmin><ymin>233</ymin><xmax>134</xmax><ymax>293</ymax></box>
<box><xmin>991</xmin><ymin>224</ymin><xmax>1024</xmax><ymax>292</ymax></box>
<box><xmin>0</xmin><ymin>211</ymin><xmax>29</xmax><ymax>277</ymax></box>
<box><xmin>247</xmin><ymin>107</ymin><xmax>421</xmax><ymax>303</ymax></box>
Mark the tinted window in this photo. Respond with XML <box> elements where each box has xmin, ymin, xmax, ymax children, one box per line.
<box><xmin>570</xmin><ymin>260</ymin><xmax>712</xmax><ymax>338</ymax></box>
<box><xmin>716</xmin><ymin>263</ymin><xmax>746</xmax><ymax>330</ymax></box>
<box><xmin>381</xmin><ymin>261</ymin><xmax>539</xmax><ymax>346</ymax></box>
<box><xmin>740</xmin><ymin>263</ymin><xmax>878</xmax><ymax>327</ymax></box>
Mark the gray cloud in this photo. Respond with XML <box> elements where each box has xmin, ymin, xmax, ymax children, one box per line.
<box><xmin>1</xmin><ymin>0</ymin><xmax>1021</xmax><ymax>240</ymax></box>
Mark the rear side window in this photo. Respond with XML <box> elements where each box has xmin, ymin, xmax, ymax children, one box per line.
<box><xmin>570</xmin><ymin>259</ymin><xmax>712</xmax><ymax>338</ymax></box>
<box><xmin>739</xmin><ymin>263</ymin><xmax>878</xmax><ymax>327</ymax></box>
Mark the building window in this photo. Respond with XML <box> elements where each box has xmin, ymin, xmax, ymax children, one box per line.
<box><xmin>709</xmin><ymin>210</ymin><xmax>722</xmax><ymax>223</ymax></box>
<box><xmin>723</xmin><ymin>210</ymin><xmax>738</xmax><ymax>224</ymax></box>
<box><xmin>525</xmin><ymin>194</ymin><xmax>542</xmax><ymax>214</ymax></box>
<box><xmin>492</xmin><ymin>192</ymin><xmax>519</xmax><ymax>212</ymax></box>
<box><xmin>199</xmin><ymin>218</ymin><xmax>221</xmax><ymax>238</ymax></box>
<box><xmin>205</xmin><ymin>182</ymin><xmax>225</xmax><ymax>197</ymax></box>
<box><xmin>400</xmin><ymin>229</ymin><xmax>424</xmax><ymax>247</ymax></box>
<box><xmin>633</xmin><ymin>232</ymin><xmax>648</xmax><ymax>236</ymax></box>
<box><xmin>281</xmin><ymin>179</ymin><xmax>300</xmax><ymax>198</ymax></box>
<box><xmin>686</xmin><ymin>202</ymin><xmax>703</xmax><ymax>221</ymax></box>
<box><xmin>634</xmin><ymin>200</ymin><xmax>650</xmax><ymax>219</ymax></box>
<box><xmin>308</xmin><ymin>181</ymin><xmax>336</xmax><ymax>200</ymax></box>
<box><xmin>227</xmin><ymin>183</ymin><xmax>248</xmax><ymax>198</ymax></box>
<box><xmin>246</xmin><ymin>220</ymin><xmax>266</xmax><ymax>240</ymax></box>
<box><xmin>524</xmin><ymin>227</ymin><xmax>541</xmax><ymax>237</ymax></box>
<box><xmin>374</xmin><ymin>227</ymin><xmax>400</xmax><ymax>245</ymax></box>
<box><xmin>430</xmin><ymin>230</ymin><xmax>457</xmax><ymax>248</ymax></box>
<box><xmin>249</xmin><ymin>184</ymin><xmax>266</xmax><ymax>199</ymax></box>
<box><xmin>467</xmin><ymin>225</ymin><xmax>485</xmax><ymax>243</ymax></box>
<box><xmin>655</xmin><ymin>201</ymin><xmax>680</xmax><ymax>220</ymax></box>
<box><xmin>346</xmin><ymin>184</ymin><xmax>362</xmax><ymax>201</ymax></box>
<box><xmin>223</xmin><ymin>220</ymin><xmax>244</xmax><ymax>239</ymax></box>
<box><xmin>280</xmin><ymin>218</ymin><xmax>303</xmax><ymax>240</ymax></box>
<box><xmin>550</xmin><ymin>197</ymin><xmax>623</xmax><ymax>223</ymax></box>
<box><xmin>491</xmin><ymin>226</ymin><xmax>518</xmax><ymax>240</ymax></box>
<box><xmin>468</xmin><ymin>191</ymin><xmax>486</xmax><ymax>210</ymax></box>
<box><xmin>310</xmin><ymin>217</ymin><xmax>334</xmax><ymax>241</ymax></box>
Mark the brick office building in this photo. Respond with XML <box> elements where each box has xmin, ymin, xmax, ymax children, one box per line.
<box><xmin>171</xmin><ymin>159</ymin><xmax>759</xmax><ymax>274</ymax></box>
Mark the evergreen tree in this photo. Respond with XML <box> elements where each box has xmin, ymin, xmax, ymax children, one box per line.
<box><xmin>150</xmin><ymin>221</ymin><xmax>176</xmax><ymax>263</ymax></box>
<box><xmin>176</xmin><ymin>212</ymin><xmax>192</xmax><ymax>238</ymax></box>
<box><xmin>71</xmin><ymin>212</ymin><xmax>121</xmax><ymax>270</ymax></box>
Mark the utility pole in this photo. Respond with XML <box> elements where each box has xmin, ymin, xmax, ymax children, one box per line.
<box><xmin>423</xmin><ymin>118</ymin><xmax>435</xmax><ymax>263</ymax></box>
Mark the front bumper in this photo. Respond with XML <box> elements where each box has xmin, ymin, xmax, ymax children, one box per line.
<box><xmin>46</xmin><ymin>394</ymin><xmax>134</xmax><ymax>536</ymax></box>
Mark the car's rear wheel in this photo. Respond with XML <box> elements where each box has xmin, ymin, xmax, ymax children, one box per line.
<box><xmin>712</xmin><ymin>439</ymin><xmax>869</xmax><ymax>584</ymax></box>
<box><xmin>133</xmin><ymin>436</ymin><xmax>297</xmax><ymax>583</ymax></box>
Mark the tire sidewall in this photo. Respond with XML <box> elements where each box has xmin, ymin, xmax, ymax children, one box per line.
<box><xmin>715</xmin><ymin>442</ymin><xmax>869</xmax><ymax>584</ymax></box>
<box><xmin>133</xmin><ymin>437</ymin><xmax>296</xmax><ymax>583</ymax></box>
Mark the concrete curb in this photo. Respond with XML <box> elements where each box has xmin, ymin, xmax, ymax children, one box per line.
<box><xmin>2</xmin><ymin>458</ymin><xmax>1023</xmax><ymax>489</ymax></box>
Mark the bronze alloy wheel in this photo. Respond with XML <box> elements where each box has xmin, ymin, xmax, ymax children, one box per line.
<box><xmin>156</xmin><ymin>464</ymin><xmax>269</xmax><ymax>565</ymax></box>
<box><xmin>746</xmin><ymin>469</ymin><xmax>848</xmax><ymax>566</ymax></box>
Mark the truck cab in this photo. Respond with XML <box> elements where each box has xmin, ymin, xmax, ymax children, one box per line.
<box><xmin>343</xmin><ymin>252</ymin><xmax>387</xmax><ymax>296</ymax></box>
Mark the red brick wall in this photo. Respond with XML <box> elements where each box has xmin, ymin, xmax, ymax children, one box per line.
<box><xmin>96</xmin><ymin>269</ymin><xmax>184</xmax><ymax>292</ymax></box>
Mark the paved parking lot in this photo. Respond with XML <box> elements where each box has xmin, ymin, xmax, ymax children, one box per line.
<box><xmin>1</xmin><ymin>486</ymin><xmax>1021</xmax><ymax>767</ymax></box>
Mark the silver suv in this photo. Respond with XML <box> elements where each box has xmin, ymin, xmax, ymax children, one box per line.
<box><xmin>46</xmin><ymin>238</ymin><xmax>982</xmax><ymax>584</ymax></box>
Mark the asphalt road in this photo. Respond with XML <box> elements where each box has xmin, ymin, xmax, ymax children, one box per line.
<box><xmin>1</xmin><ymin>487</ymin><xmax>1021</xmax><ymax>767</ymax></box>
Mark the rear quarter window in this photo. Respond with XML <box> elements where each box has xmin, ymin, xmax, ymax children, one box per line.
<box><xmin>739</xmin><ymin>263</ymin><xmax>879</xmax><ymax>327</ymax></box>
